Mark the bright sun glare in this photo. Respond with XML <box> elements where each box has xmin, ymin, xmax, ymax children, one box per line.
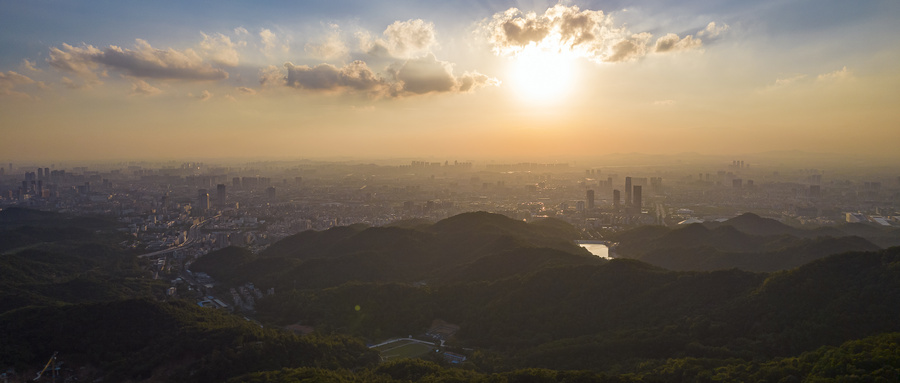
<box><xmin>510</xmin><ymin>46</ymin><xmax>576</xmax><ymax>103</ymax></box>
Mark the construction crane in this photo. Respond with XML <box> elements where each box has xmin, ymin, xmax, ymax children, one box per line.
<box><xmin>33</xmin><ymin>352</ymin><xmax>58</xmax><ymax>382</ymax></box>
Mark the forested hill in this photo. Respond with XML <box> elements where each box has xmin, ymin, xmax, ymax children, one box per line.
<box><xmin>0</xmin><ymin>299</ymin><xmax>377</xmax><ymax>382</ymax></box>
<box><xmin>0</xmin><ymin>208</ymin><xmax>163</xmax><ymax>315</ymax></box>
<box><xmin>254</xmin><ymin>246</ymin><xmax>900</xmax><ymax>373</ymax></box>
<box><xmin>4</xmin><ymin>208</ymin><xmax>900</xmax><ymax>382</ymax></box>
<box><xmin>613</xmin><ymin>212</ymin><xmax>890</xmax><ymax>271</ymax></box>
<box><xmin>191</xmin><ymin>211</ymin><xmax>600</xmax><ymax>289</ymax></box>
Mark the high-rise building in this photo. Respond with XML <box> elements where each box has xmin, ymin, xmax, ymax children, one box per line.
<box><xmin>733</xmin><ymin>179</ymin><xmax>743</xmax><ymax>189</ymax></box>
<box><xmin>266</xmin><ymin>186</ymin><xmax>276</xmax><ymax>200</ymax></box>
<box><xmin>198</xmin><ymin>189</ymin><xmax>209</xmax><ymax>214</ymax></box>
<box><xmin>613</xmin><ymin>189</ymin><xmax>621</xmax><ymax>210</ymax></box>
<box><xmin>232</xmin><ymin>177</ymin><xmax>240</xmax><ymax>188</ymax></box>
<box><xmin>810</xmin><ymin>185</ymin><xmax>821</xmax><ymax>198</ymax></box>
<box><xmin>216</xmin><ymin>184</ymin><xmax>226</xmax><ymax>207</ymax></box>
<box><xmin>633</xmin><ymin>186</ymin><xmax>642</xmax><ymax>212</ymax></box>
<box><xmin>586</xmin><ymin>189</ymin><xmax>595</xmax><ymax>210</ymax></box>
<box><xmin>625</xmin><ymin>177</ymin><xmax>632</xmax><ymax>206</ymax></box>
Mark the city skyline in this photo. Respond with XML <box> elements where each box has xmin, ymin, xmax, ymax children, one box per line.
<box><xmin>1</xmin><ymin>0</ymin><xmax>899</xmax><ymax>161</ymax></box>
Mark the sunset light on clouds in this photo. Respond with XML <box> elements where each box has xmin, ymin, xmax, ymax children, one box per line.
<box><xmin>1</xmin><ymin>0</ymin><xmax>898</xmax><ymax>161</ymax></box>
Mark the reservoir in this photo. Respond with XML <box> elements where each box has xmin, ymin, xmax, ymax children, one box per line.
<box><xmin>575</xmin><ymin>240</ymin><xmax>611</xmax><ymax>259</ymax></box>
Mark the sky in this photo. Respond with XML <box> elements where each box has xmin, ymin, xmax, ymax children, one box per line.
<box><xmin>1</xmin><ymin>0</ymin><xmax>898</xmax><ymax>162</ymax></box>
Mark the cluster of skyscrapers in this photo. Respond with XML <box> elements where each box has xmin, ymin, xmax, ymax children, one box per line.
<box><xmin>585</xmin><ymin>175</ymin><xmax>643</xmax><ymax>214</ymax></box>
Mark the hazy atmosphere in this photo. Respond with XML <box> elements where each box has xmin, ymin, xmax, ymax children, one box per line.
<box><xmin>4</xmin><ymin>3</ymin><xmax>900</xmax><ymax>382</ymax></box>
<box><xmin>2</xmin><ymin>0</ymin><xmax>899</xmax><ymax>161</ymax></box>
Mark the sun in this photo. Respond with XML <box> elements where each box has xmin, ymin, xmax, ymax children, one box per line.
<box><xmin>509</xmin><ymin>45</ymin><xmax>576</xmax><ymax>103</ymax></box>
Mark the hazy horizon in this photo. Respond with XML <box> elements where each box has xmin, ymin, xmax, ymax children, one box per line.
<box><xmin>5</xmin><ymin>151</ymin><xmax>900</xmax><ymax>176</ymax></box>
<box><xmin>2</xmin><ymin>1</ymin><xmax>899</xmax><ymax>161</ymax></box>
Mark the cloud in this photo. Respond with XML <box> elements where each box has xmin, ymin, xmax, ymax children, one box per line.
<box><xmin>199</xmin><ymin>90</ymin><xmax>212</xmax><ymax>101</ymax></box>
<box><xmin>653</xmin><ymin>99</ymin><xmax>676</xmax><ymax>106</ymax></box>
<box><xmin>485</xmin><ymin>5</ymin><xmax>710</xmax><ymax>63</ymax></box>
<box><xmin>48</xmin><ymin>43</ymin><xmax>104</xmax><ymax>80</ymax></box>
<box><xmin>0</xmin><ymin>70</ymin><xmax>36</xmax><ymax>98</ymax></box>
<box><xmin>234</xmin><ymin>27</ymin><xmax>249</xmax><ymax>36</ymax></box>
<box><xmin>258</xmin><ymin>65</ymin><xmax>284</xmax><ymax>87</ymax></box>
<box><xmin>61</xmin><ymin>76</ymin><xmax>88</xmax><ymax>89</ymax></box>
<box><xmin>304</xmin><ymin>24</ymin><xmax>348</xmax><ymax>60</ymax></box>
<box><xmin>49</xmin><ymin>39</ymin><xmax>228</xmax><ymax>81</ymax></box>
<box><xmin>698</xmin><ymin>22</ymin><xmax>729</xmax><ymax>38</ymax></box>
<box><xmin>237</xmin><ymin>86</ymin><xmax>257</xmax><ymax>95</ymax></box>
<box><xmin>765</xmin><ymin>68</ymin><xmax>852</xmax><ymax>92</ymax></box>
<box><xmin>390</xmin><ymin>54</ymin><xmax>498</xmax><ymax>95</ymax></box>
<box><xmin>284</xmin><ymin>60</ymin><xmax>387</xmax><ymax>93</ymax></box>
<box><xmin>608</xmin><ymin>33</ymin><xmax>652</xmax><ymax>62</ymax></box>
<box><xmin>486</xmin><ymin>5</ymin><xmax>619</xmax><ymax>61</ymax></box>
<box><xmin>21</xmin><ymin>59</ymin><xmax>41</xmax><ymax>72</ymax></box>
<box><xmin>774</xmin><ymin>74</ymin><xmax>808</xmax><ymax>87</ymax></box>
<box><xmin>260</xmin><ymin>28</ymin><xmax>290</xmax><ymax>57</ymax></box>
<box><xmin>458</xmin><ymin>71</ymin><xmax>500</xmax><ymax>92</ymax></box>
<box><xmin>131</xmin><ymin>79</ymin><xmax>161</xmax><ymax>95</ymax></box>
<box><xmin>391</xmin><ymin>54</ymin><xmax>456</xmax><ymax>94</ymax></box>
<box><xmin>488</xmin><ymin>7</ymin><xmax>551</xmax><ymax>49</ymax></box>
<box><xmin>381</xmin><ymin>19</ymin><xmax>436</xmax><ymax>57</ymax></box>
<box><xmin>199</xmin><ymin>32</ymin><xmax>240</xmax><ymax>67</ymax></box>
<box><xmin>359</xmin><ymin>19</ymin><xmax>437</xmax><ymax>58</ymax></box>
<box><xmin>817</xmin><ymin>66</ymin><xmax>851</xmax><ymax>81</ymax></box>
<box><xmin>277</xmin><ymin>54</ymin><xmax>498</xmax><ymax>98</ymax></box>
<box><xmin>271</xmin><ymin>17</ymin><xmax>497</xmax><ymax>98</ymax></box>
<box><xmin>654</xmin><ymin>33</ymin><xmax>702</xmax><ymax>53</ymax></box>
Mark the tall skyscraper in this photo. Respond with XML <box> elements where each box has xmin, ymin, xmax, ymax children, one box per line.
<box><xmin>216</xmin><ymin>184</ymin><xmax>226</xmax><ymax>207</ymax></box>
<box><xmin>625</xmin><ymin>177</ymin><xmax>632</xmax><ymax>206</ymax></box>
<box><xmin>232</xmin><ymin>177</ymin><xmax>241</xmax><ymax>188</ymax></box>
<box><xmin>197</xmin><ymin>189</ymin><xmax>209</xmax><ymax>214</ymax></box>
<box><xmin>633</xmin><ymin>186</ymin><xmax>642</xmax><ymax>212</ymax></box>
<box><xmin>266</xmin><ymin>186</ymin><xmax>276</xmax><ymax>200</ymax></box>
<box><xmin>586</xmin><ymin>189</ymin><xmax>595</xmax><ymax>210</ymax></box>
<box><xmin>613</xmin><ymin>189</ymin><xmax>621</xmax><ymax>211</ymax></box>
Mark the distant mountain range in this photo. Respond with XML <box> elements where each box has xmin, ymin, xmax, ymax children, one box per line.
<box><xmin>614</xmin><ymin>212</ymin><xmax>896</xmax><ymax>271</ymax></box>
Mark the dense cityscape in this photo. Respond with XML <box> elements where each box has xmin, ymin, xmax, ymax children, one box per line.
<box><xmin>3</xmin><ymin>157</ymin><xmax>898</xmax><ymax>271</ymax></box>
<box><xmin>4</xmin><ymin>157</ymin><xmax>898</xmax><ymax>236</ymax></box>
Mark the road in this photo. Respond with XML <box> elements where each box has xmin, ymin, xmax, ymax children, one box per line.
<box><xmin>138</xmin><ymin>216</ymin><xmax>215</xmax><ymax>258</ymax></box>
